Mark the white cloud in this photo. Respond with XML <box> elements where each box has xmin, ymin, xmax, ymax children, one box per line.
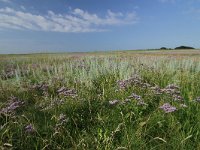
<box><xmin>0</xmin><ymin>7</ymin><xmax>138</xmax><ymax>33</ymax></box>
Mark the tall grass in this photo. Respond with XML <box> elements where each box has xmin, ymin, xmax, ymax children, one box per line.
<box><xmin>1</xmin><ymin>50</ymin><xmax>200</xmax><ymax>149</ymax></box>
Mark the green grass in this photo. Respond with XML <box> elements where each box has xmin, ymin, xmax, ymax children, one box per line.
<box><xmin>1</xmin><ymin>50</ymin><xmax>200</xmax><ymax>149</ymax></box>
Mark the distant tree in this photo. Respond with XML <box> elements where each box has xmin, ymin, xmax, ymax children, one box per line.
<box><xmin>175</xmin><ymin>46</ymin><xmax>195</xmax><ymax>49</ymax></box>
<box><xmin>160</xmin><ymin>47</ymin><xmax>167</xmax><ymax>50</ymax></box>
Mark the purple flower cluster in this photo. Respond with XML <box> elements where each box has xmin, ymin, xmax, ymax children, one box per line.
<box><xmin>159</xmin><ymin>103</ymin><xmax>177</xmax><ymax>113</ymax></box>
<box><xmin>114</xmin><ymin>78</ymin><xmax>186</xmax><ymax>110</ymax></box>
<box><xmin>164</xmin><ymin>84</ymin><xmax>181</xmax><ymax>95</ymax></box>
<box><xmin>128</xmin><ymin>93</ymin><xmax>142</xmax><ymax>100</ymax></box>
<box><xmin>109</xmin><ymin>100</ymin><xmax>119</xmax><ymax>106</ymax></box>
<box><xmin>117</xmin><ymin>80</ymin><xmax>127</xmax><ymax>90</ymax></box>
<box><xmin>151</xmin><ymin>86</ymin><xmax>163</xmax><ymax>95</ymax></box>
<box><xmin>109</xmin><ymin>92</ymin><xmax>147</xmax><ymax>106</ymax></box>
<box><xmin>25</xmin><ymin>124</ymin><xmax>35</xmax><ymax>133</ymax></box>
<box><xmin>1</xmin><ymin>67</ymin><xmax>15</xmax><ymax>80</ymax></box>
<box><xmin>0</xmin><ymin>96</ymin><xmax>24</xmax><ymax>115</ymax></box>
<box><xmin>117</xmin><ymin>74</ymin><xmax>144</xmax><ymax>90</ymax></box>
<box><xmin>31</xmin><ymin>82</ymin><xmax>49</xmax><ymax>96</ymax></box>
<box><xmin>151</xmin><ymin>84</ymin><xmax>183</xmax><ymax>101</ymax></box>
<box><xmin>173</xmin><ymin>95</ymin><xmax>183</xmax><ymax>101</ymax></box>
<box><xmin>57</xmin><ymin>86</ymin><xmax>77</xmax><ymax>98</ymax></box>
<box><xmin>165</xmin><ymin>84</ymin><xmax>179</xmax><ymax>90</ymax></box>
<box><xmin>55</xmin><ymin>113</ymin><xmax>69</xmax><ymax>132</ymax></box>
<box><xmin>137</xmin><ymin>100</ymin><xmax>147</xmax><ymax>106</ymax></box>
<box><xmin>128</xmin><ymin>93</ymin><xmax>147</xmax><ymax>106</ymax></box>
<box><xmin>164</xmin><ymin>84</ymin><xmax>183</xmax><ymax>101</ymax></box>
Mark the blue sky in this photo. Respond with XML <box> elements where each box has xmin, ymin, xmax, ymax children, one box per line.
<box><xmin>0</xmin><ymin>0</ymin><xmax>200</xmax><ymax>54</ymax></box>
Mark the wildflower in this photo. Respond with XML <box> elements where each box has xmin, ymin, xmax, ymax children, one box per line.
<box><xmin>25</xmin><ymin>124</ymin><xmax>35</xmax><ymax>133</ymax></box>
<box><xmin>31</xmin><ymin>82</ymin><xmax>49</xmax><ymax>96</ymax></box>
<box><xmin>0</xmin><ymin>96</ymin><xmax>24</xmax><ymax>115</ymax></box>
<box><xmin>151</xmin><ymin>86</ymin><xmax>163</xmax><ymax>95</ymax></box>
<box><xmin>163</xmin><ymin>84</ymin><xmax>181</xmax><ymax>96</ymax></box>
<box><xmin>55</xmin><ymin>113</ymin><xmax>69</xmax><ymax>133</ymax></box>
<box><xmin>180</xmin><ymin>104</ymin><xmax>187</xmax><ymax>108</ymax></box>
<box><xmin>121</xmin><ymin>99</ymin><xmax>131</xmax><ymax>105</ymax></box>
<box><xmin>165</xmin><ymin>84</ymin><xmax>179</xmax><ymax>90</ymax></box>
<box><xmin>117</xmin><ymin>80</ymin><xmax>127</xmax><ymax>90</ymax></box>
<box><xmin>159</xmin><ymin>103</ymin><xmax>177</xmax><ymax>113</ymax></box>
<box><xmin>57</xmin><ymin>86</ymin><xmax>66</xmax><ymax>93</ymax></box>
<box><xmin>142</xmin><ymin>83</ymin><xmax>151</xmax><ymax>88</ymax></box>
<box><xmin>58</xmin><ymin>113</ymin><xmax>68</xmax><ymax>125</ymax></box>
<box><xmin>137</xmin><ymin>100</ymin><xmax>147</xmax><ymax>106</ymax></box>
<box><xmin>150</xmin><ymin>86</ymin><xmax>160</xmax><ymax>90</ymax></box>
<box><xmin>1</xmin><ymin>68</ymin><xmax>15</xmax><ymax>79</ymax></box>
<box><xmin>117</xmin><ymin>74</ymin><xmax>144</xmax><ymax>90</ymax></box>
<box><xmin>173</xmin><ymin>95</ymin><xmax>183</xmax><ymax>101</ymax></box>
<box><xmin>109</xmin><ymin>100</ymin><xmax>119</xmax><ymax>106</ymax></box>
<box><xmin>124</xmin><ymin>99</ymin><xmax>131</xmax><ymax>103</ymax></box>
<box><xmin>163</xmin><ymin>88</ymin><xmax>176</xmax><ymax>94</ymax></box>
<box><xmin>57</xmin><ymin>87</ymin><xmax>77</xmax><ymax>98</ymax></box>
<box><xmin>195</xmin><ymin>97</ymin><xmax>200</xmax><ymax>102</ymax></box>
<box><xmin>32</xmin><ymin>83</ymin><xmax>48</xmax><ymax>91</ymax></box>
<box><xmin>128</xmin><ymin>93</ymin><xmax>141</xmax><ymax>101</ymax></box>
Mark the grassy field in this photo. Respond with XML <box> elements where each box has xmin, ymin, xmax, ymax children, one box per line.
<box><xmin>1</xmin><ymin>50</ymin><xmax>200</xmax><ymax>150</ymax></box>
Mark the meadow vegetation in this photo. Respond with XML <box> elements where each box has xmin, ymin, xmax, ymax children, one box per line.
<box><xmin>1</xmin><ymin>50</ymin><xmax>200</xmax><ymax>149</ymax></box>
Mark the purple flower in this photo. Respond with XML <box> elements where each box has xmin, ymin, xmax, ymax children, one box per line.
<box><xmin>57</xmin><ymin>87</ymin><xmax>77</xmax><ymax>98</ymax></box>
<box><xmin>128</xmin><ymin>93</ymin><xmax>141</xmax><ymax>101</ymax></box>
<box><xmin>117</xmin><ymin>80</ymin><xmax>127</xmax><ymax>90</ymax></box>
<box><xmin>0</xmin><ymin>97</ymin><xmax>24</xmax><ymax>115</ymax></box>
<box><xmin>173</xmin><ymin>95</ymin><xmax>183</xmax><ymax>101</ymax></box>
<box><xmin>162</xmin><ymin>84</ymin><xmax>181</xmax><ymax>96</ymax></box>
<box><xmin>25</xmin><ymin>124</ymin><xmax>35</xmax><ymax>133</ymax></box>
<box><xmin>159</xmin><ymin>103</ymin><xmax>177</xmax><ymax>113</ymax></box>
<box><xmin>117</xmin><ymin>74</ymin><xmax>143</xmax><ymax>90</ymax></box>
<box><xmin>57</xmin><ymin>86</ymin><xmax>66</xmax><ymax>93</ymax></box>
<box><xmin>109</xmin><ymin>100</ymin><xmax>119</xmax><ymax>106</ymax></box>
<box><xmin>151</xmin><ymin>86</ymin><xmax>163</xmax><ymax>95</ymax></box>
<box><xmin>165</xmin><ymin>84</ymin><xmax>179</xmax><ymax>90</ymax></box>
<box><xmin>56</xmin><ymin>113</ymin><xmax>69</xmax><ymax>128</ymax></box>
<box><xmin>137</xmin><ymin>100</ymin><xmax>147</xmax><ymax>106</ymax></box>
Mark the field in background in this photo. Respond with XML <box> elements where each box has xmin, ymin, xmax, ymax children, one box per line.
<box><xmin>1</xmin><ymin>50</ymin><xmax>200</xmax><ymax>149</ymax></box>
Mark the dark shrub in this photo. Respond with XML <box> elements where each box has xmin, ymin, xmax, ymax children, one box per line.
<box><xmin>160</xmin><ymin>47</ymin><xmax>167</xmax><ymax>50</ymax></box>
<box><xmin>175</xmin><ymin>46</ymin><xmax>195</xmax><ymax>49</ymax></box>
